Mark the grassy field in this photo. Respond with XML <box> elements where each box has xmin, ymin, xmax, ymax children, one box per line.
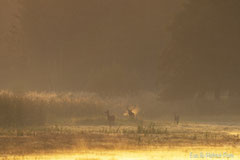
<box><xmin>0</xmin><ymin>120</ymin><xmax>240</xmax><ymax>160</ymax></box>
<box><xmin>1</xmin><ymin>90</ymin><xmax>240</xmax><ymax>159</ymax></box>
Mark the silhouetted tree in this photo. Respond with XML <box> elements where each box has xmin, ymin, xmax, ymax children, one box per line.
<box><xmin>158</xmin><ymin>0</ymin><xmax>240</xmax><ymax>100</ymax></box>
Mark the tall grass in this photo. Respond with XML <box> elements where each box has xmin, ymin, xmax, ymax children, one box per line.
<box><xmin>0</xmin><ymin>90</ymin><xmax>107</xmax><ymax>127</ymax></box>
<box><xmin>2</xmin><ymin>89</ymin><xmax>239</xmax><ymax>128</ymax></box>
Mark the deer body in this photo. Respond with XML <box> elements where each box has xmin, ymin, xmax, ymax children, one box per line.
<box><xmin>105</xmin><ymin>110</ymin><xmax>115</xmax><ymax>127</ymax></box>
<box><xmin>174</xmin><ymin>114</ymin><xmax>180</xmax><ymax>125</ymax></box>
<box><xmin>127</xmin><ymin>108</ymin><xmax>135</xmax><ymax>119</ymax></box>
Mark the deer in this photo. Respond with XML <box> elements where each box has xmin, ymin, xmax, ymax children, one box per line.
<box><xmin>174</xmin><ymin>114</ymin><xmax>180</xmax><ymax>125</ymax></box>
<box><xmin>104</xmin><ymin>110</ymin><xmax>115</xmax><ymax>127</ymax></box>
<box><xmin>127</xmin><ymin>107</ymin><xmax>135</xmax><ymax>119</ymax></box>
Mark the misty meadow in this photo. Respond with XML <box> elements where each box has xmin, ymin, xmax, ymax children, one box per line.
<box><xmin>1</xmin><ymin>0</ymin><xmax>240</xmax><ymax>159</ymax></box>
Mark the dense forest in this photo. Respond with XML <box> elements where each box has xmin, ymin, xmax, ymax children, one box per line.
<box><xmin>159</xmin><ymin>0</ymin><xmax>240</xmax><ymax>100</ymax></box>
<box><xmin>0</xmin><ymin>0</ymin><xmax>183</xmax><ymax>95</ymax></box>
<box><xmin>1</xmin><ymin>0</ymin><xmax>240</xmax><ymax>124</ymax></box>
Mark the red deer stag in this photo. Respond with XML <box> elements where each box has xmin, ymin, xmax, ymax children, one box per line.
<box><xmin>127</xmin><ymin>108</ymin><xmax>135</xmax><ymax>119</ymax></box>
<box><xmin>104</xmin><ymin>110</ymin><xmax>115</xmax><ymax>127</ymax></box>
